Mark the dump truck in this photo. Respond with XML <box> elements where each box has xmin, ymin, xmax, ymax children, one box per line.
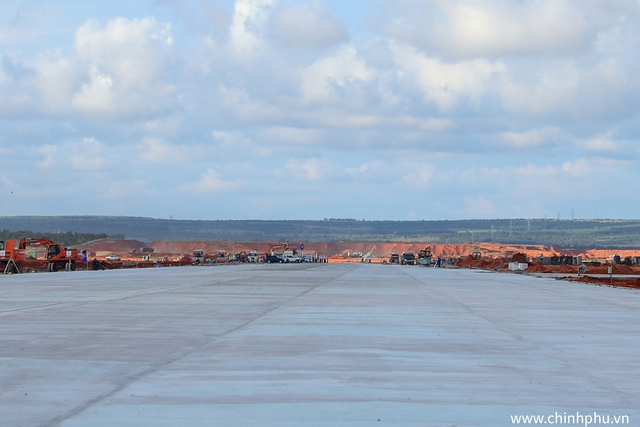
<box><xmin>401</xmin><ymin>252</ymin><xmax>416</xmax><ymax>265</ymax></box>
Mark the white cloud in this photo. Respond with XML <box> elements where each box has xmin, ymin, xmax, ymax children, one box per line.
<box><xmin>578</xmin><ymin>135</ymin><xmax>619</xmax><ymax>152</ymax></box>
<box><xmin>401</xmin><ymin>162</ymin><xmax>435</xmax><ymax>188</ymax></box>
<box><xmin>390</xmin><ymin>42</ymin><xmax>504</xmax><ymax>111</ymax></box>
<box><xmin>285</xmin><ymin>158</ymin><xmax>332</xmax><ymax>181</ymax></box>
<box><xmin>191</xmin><ymin>169</ymin><xmax>241</xmax><ymax>193</ymax></box>
<box><xmin>387</xmin><ymin>0</ymin><xmax>621</xmax><ymax>59</ymax></box>
<box><xmin>269</xmin><ymin>1</ymin><xmax>348</xmax><ymax>50</ymax></box>
<box><xmin>70</xmin><ymin>17</ymin><xmax>176</xmax><ymax>116</ymax></box>
<box><xmin>498</xmin><ymin>128</ymin><xmax>562</xmax><ymax>149</ymax></box>
<box><xmin>230</xmin><ymin>0</ymin><xmax>275</xmax><ymax>57</ymax></box>
<box><xmin>297</xmin><ymin>45</ymin><xmax>376</xmax><ymax>105</ymax></box>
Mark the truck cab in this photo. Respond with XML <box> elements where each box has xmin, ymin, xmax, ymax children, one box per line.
<box><xmin>401</xmin><ymin>252</ymin><xmax>416</xmax><ymax>265</ymax></box>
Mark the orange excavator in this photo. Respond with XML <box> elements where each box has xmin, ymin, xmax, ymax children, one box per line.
<box><xmin>18</xmin><ymin>237</ymin><xmax>83</xmax><ymax>272</ymax></box>
<box><xmin>267</xmin><ymin>242</ymin><xmax>289</xmax><ymax>256</ymax></box>
<box><xmin>264</xmin><ymin>242</ymin><xmax>289</xmax><ymax>263</ymax></box>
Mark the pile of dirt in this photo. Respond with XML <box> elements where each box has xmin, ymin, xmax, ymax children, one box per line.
<box><xmin>565</xmin><ymin>276</ymin><xmax>640</xmax><ymax>289</ymax></box>
<box><xmin>457</xmin><ymin>256</ymin><xmax>508</xmax><ymax>270</ymax></box>
<box><xmin>511</xmin><ymin>253</ymin><xmax>528</xmax><ymax>263</ymax></box>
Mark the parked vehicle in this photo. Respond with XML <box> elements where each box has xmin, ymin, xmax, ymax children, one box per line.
<box><xmin>265</xmin><ymin>255</ymin><xmax>284</xmax><ymax>263</ymax></box>
<box><xmin>283</xmin><ymin>255</ymin><xmax>301</xmax><ymax>263</ymax></box>
<box><xmin>247</xmin><ymin>250</ymin><xmax>259</xmax><ymax>263</ymax></box>
<box><xmin>401</xmin><ymin>252</ymin><xmax>416</xmax><ymax>265</ymax></box>
<box><xmin>105</xmin><ymin>254</ymin><xmax>121</xmax><ymax>261</ymax></box>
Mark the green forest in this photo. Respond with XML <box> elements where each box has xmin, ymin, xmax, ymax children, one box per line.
<box><xmin>1</xmin><ymin>216</ymin><xmax>640</xmax><ymax>248</ymax></box>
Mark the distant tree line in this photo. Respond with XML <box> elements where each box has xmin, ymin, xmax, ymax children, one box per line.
<box><xmin>1</xmin><ymin>216</ymin><xmax>640</xmax><ymax>248</ymax></box>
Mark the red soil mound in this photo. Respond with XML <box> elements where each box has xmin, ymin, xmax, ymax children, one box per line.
<box><xmin>566</xmin><ymin>276</ymin><xmax>640</xmax><ymax>289</ymax></box>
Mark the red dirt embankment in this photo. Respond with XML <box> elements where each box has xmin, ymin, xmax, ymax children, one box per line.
<box><xmin>565</xmin><ymin>276</ymin><xmax>640</xmax><ymax>289</ymax></box>
<box><xmin>527</xmin><ymin>263</ymin><xmax>640</xmax><ymax>274</ymax></box>
<box><xmin>81</xmin><ymin>239</ymin><xmax>640</xmax><ymax>268</ymax></box>
<box><xmin>144</xmin><ymin>241</ymin><xmax>574</xmax><ymax>258</ymax></box>
<box><xmin>78</xmin><ymin>239</ymin><xmax>147</xmax><ymax>252</ymax></box>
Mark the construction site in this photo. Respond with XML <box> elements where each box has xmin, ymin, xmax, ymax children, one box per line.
<box><xmin>2</xmin><ymin>231</ymin><xmax>640</xmax><ymax>426</ymax></box>
<box><xmin>4</xmin><ymin>235</ymin><xmax>640</xmax><ymax>289</ymax></box>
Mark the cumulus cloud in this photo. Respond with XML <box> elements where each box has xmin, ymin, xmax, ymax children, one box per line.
<box><xmin>269</xmin><ymin>1</ymin><xmax>348</xmax><ymax>50</ymax></box>
<box><xmin>386</xmin><ymin>0</ymin><xmax>621</xmax><ymax>59</ymax></box>
<box><xmin>297</xmin><ymin>45</ymin><xmax>376</xmax><ymax>106</ymax></box>
<box><xmin>285</xmin><ymin>157</ymin><xmax>334</xmax><ymax>181</ymax></box>
<box><xmin>390</xmin><ymin>42</ymin><xmax>504</xmax><ymax>111</ymax></box>
<box><xmin>230</xmin><ymin>0</ymin><xmax>275</xmax><ymax>56</ymax></box>
<box><xmin>2</xmin><ymin>1</ymin><xmax>640</xmax><ymax>218</ymax></box>
<box><xmin>578</xmin><ymin>135</ymin><xmax>619</xmax><ymax>152</ymax></box>
<box><xmin>191</xmin><ymin>169</ymin><xmax>241</xmax><ymax>193</ymax></box>
<box><xmin>71</xmin><ymin>17</ymin><xmax>176</xmax><ymax>116</ymax></box>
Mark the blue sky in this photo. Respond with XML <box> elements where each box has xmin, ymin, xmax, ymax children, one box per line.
<box><xmin>1</xmin><ymin>0</ymin><xmax>639</xmax><ymax>220</ymax></box>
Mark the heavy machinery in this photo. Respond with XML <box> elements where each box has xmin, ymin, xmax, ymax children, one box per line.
<box><xmin>263</xmin><ymin>243</ymin><xmax>289</xmax><ymax>263</ymax></box>
<box><xmin>388</xmin><ymin>253</ymin><xmax>400</xmax><ymax>264</ymax></box>
<box><xmin>247</xmin><ymin>250</ymin><xmax>259</xmax><ymax>263</ymax></box>
<box><xmin>193</xmin><ymin>249</ymin><xmax>205</xmax><ymax>265</ymax></box>
<box><xmin>19</xmin><ymin>237</ymin><xmax>83</xmax><ymax>272</ymax></box>
<box><xmin>268</xmin><ymin>242</ymin><xmax>289</xmax><ymax>256</ymax></box>
<box><xmin>0</xmin><ymin>239</ymin><xmax>25</xmax><ymax>273</ymax></box>
<box><xmin>417</xmin><ymin>246</ymin><xmax>432</xmax><ymax>266</ymax></box>
<box><xmin>401</xmin><ymin>252</ymin><xmax>416</xmax><ymax>265</ymax></box>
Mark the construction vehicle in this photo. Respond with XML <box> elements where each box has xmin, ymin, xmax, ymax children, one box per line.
<box><xmin>247</xmin><ymin>250</ymin><xmax>259</xmax><ymax>263</ymax></box>
<box><xmin>0</xmin><ymin>239</ymin><xmax>25</xmax><ymax>273</ymax></box>
<box><xmin>193</xmin><ymin>249</ymin><xmax>205</xmax><ymax>265</ymax></box>
<box><xmin>401</xmin><ymin>252</ymin><xmax>416</xmax><ymax>265</ymax></box>
<box><xmin>267</xmin><ymin>242</ymin><xmax>289</xmax><ymax>256</ymax></box>
<box><xmin>388</xmin><ymin>253</ymin><xmax>400</xmax><ymax>264</ymax></box>
<box><xmin>20</xmin><ymin>237</ymin><xmax>83</xmax><ymax>272</ymax></box>
<box><xmin>417</xmin><ymin>246</ymin><xmax>432</xmax><ymax>266</ymax></box>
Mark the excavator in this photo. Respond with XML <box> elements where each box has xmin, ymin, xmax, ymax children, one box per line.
<box><xmin>417</xmin><ymin>246</ymin><xmax>433</xmax><ymax>266</ymax></box>
<box><xmin>0</xmin><ymin>237</ymin><xmax>83</xmax><ymax>273</ymax></box>
<box><xmin>265</xmin><ymin>242</ymin><xmax>289</xmax><ymax>263</ymax></box>
<box><xmin>18</xmin><ymin>238</ymin><xmax>83</xmax><ymax>272</ymax></box>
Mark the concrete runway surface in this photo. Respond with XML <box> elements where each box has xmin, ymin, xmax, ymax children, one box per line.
<box><xmin>1</xmin><ymin>264</ymin><xmax>639</xmax><ymax>427</ymax></box>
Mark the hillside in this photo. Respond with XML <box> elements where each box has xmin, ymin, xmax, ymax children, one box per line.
<box><xmin>1</xmin><ymin>216</ymin><xmax>640</xmax><ymax>248</ymax></box>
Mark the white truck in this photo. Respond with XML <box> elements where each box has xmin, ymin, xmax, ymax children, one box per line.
<box><xmin>247</xmin><ymin>250</ymin><xmax>259</xmax><ymax>263</ymax></box>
